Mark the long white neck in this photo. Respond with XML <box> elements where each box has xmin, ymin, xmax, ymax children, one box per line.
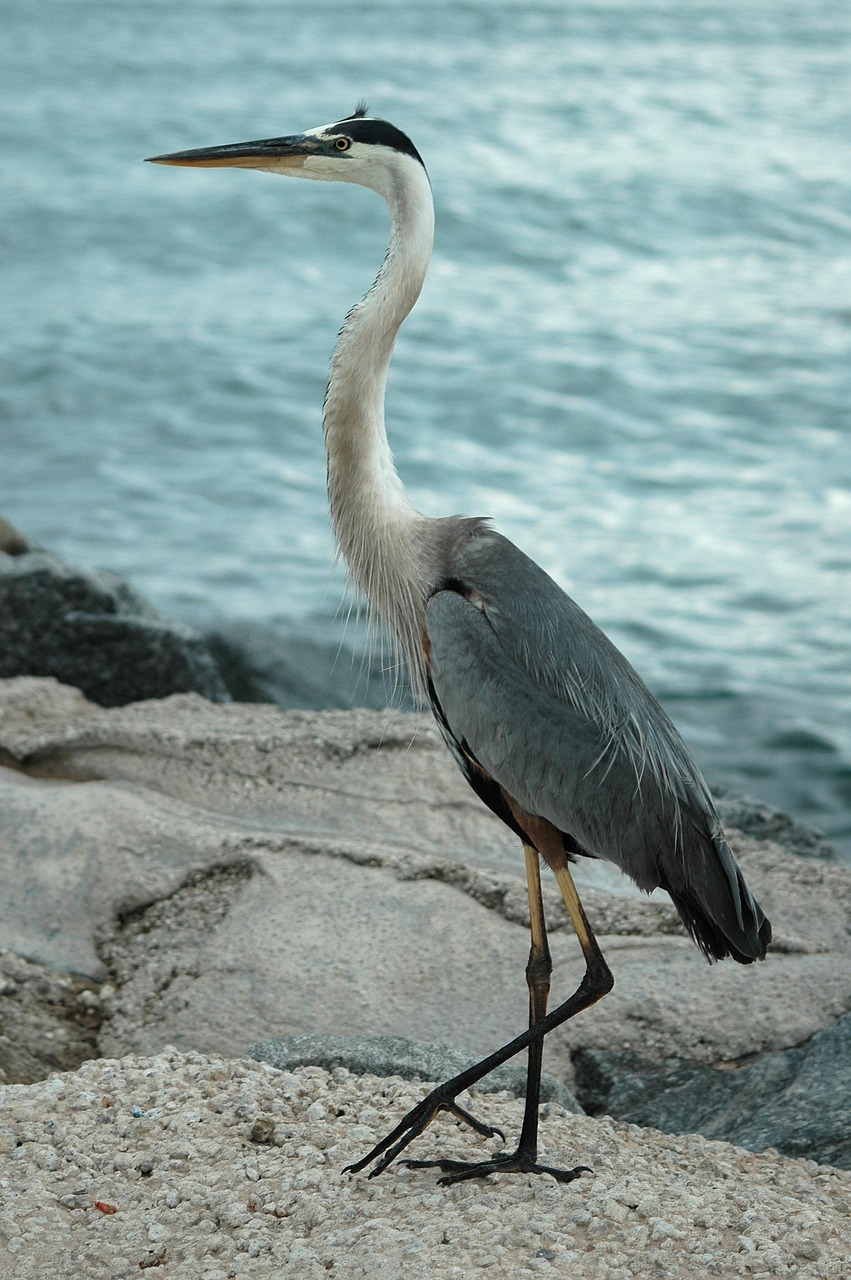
<box><xmin>322</xmin><ymin>155</ymin><xmax>436</xmax><ymax>695</ymax></box>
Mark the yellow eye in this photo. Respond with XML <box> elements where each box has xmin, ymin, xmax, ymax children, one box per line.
<box><xmin>334</xmin><ymin>136</ymin><xmax>352</xmax><ymax>152</ymax></box>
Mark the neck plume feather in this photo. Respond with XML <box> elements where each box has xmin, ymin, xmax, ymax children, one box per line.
<box><xmin>323</xmin><ymin>159</ymin><xmax>436</xmax><ymax>700</ymax></box>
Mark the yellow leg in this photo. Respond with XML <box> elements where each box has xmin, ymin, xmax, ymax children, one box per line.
<box><xmin>346</xmin><ymin>834</ymin><xmax>614</xmax><ymax>1183</ymax></box>
<box><xmin>524</xmin><ymin>843</ymin><xmax>552</xmax><ymax>1025</ymax></box>
<box><xmin>518</xmin><ymin>843</ymin><xmax>552</xmax><ymax>1158</ymax></box>
<box><xmin>552</xmin><ymin>859</ymin><xmax>610</xmax><ymax>976</ymax></box>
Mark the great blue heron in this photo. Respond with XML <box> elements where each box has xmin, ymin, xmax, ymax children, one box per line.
<box><xmin>148</xmin><ymin>108</ymin><xmax>772</xmax><ymax>1186</ymax></box>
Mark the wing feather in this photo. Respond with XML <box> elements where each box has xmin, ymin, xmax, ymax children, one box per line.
<box><xmin>425</xmin><ymin>528</ymin><xmax>770</xmax><ymax>961</ymax></box>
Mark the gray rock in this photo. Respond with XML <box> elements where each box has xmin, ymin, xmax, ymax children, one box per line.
<box><xmin>1</xmin><ymin>680</ymin><xmax>847</xmax><ymax>1079</ymax></box>
<box><xmin>0</xmin><ymin>548</ymin><xmax>229</xmax><ymax>706</ymax></box>
<box><xmin>248</xmin><ymin>1033</ymin><xmax>581</xmax><ymax>1111</ymax></box>
<box><xmin>1</xmin><ymin>678</ymin><xmax>849</xmax><ymax>1175</ymax></box>
<box><xmin>712</xmin><ymin>783</ymin><xmax>837</xmax><ymax>862</ymax></box>
<box><xmin>572</xmin><ymin>1013</ymin><xmax>851</xmax><ymax>1169</ymax></box>
<box><xmin>0</xmin><ymin>948</ymin><xmax>101</xmax><ymax>1085</ymax></box>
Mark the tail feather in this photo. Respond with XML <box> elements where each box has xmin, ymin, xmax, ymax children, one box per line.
<box><xmin>664</xmin><ymin>876</ymin><xmax>772</xmax><ymax>963</ymax></box>
<box><xmin>659</xmin><ymin>827</ymin><xmax>772</xmax><ymax>964</ymax></box>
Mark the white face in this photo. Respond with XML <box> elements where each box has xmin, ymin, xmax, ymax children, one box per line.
<box><xmin>149</xmin><ymin>116</ymin><xmax>431</xmax><ymax>211</ymax></box>
<box><xmin>269</xmin><ymin>122</ymin><xmax>429</xmax><ymax>206</ymax></box>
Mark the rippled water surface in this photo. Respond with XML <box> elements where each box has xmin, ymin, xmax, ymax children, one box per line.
<box><xmin>2</xmin><ymin>1</ymin><xmax>850</xmax><ymax>855</ymax></box>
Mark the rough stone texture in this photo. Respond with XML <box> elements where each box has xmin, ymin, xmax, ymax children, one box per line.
<box><xmin>0</xmin><ymin>1049</ymin><xmax>849</xmax><ymax>1280</ymax></box>
<box><xmin>0</xmin><ymin>677</ymin><xmax>849</xmax><ymax>1170</ymax></box>
<box><xmin>712</xmin><ymin>783</ymin><xmax>838</xmax><ymax>862</ymax></box>
<box><xmin>248</xmin><ymin>1034</ymin><xmax>581</xmax><ymax>1111</ymax></box>
<box><xmin>0</xmin><ymin>549</ymin><xmax>229</xmax><ymax>706</ymax></box>
<box><xmin>0</xmin><ymin>949</ymin><xmax>101</xmax><ymax>1085</ymax></box>
<box><xmin>0</xmin><ymin>764</ymin><xmax>243</xmax><ymax>978</ymax></box>
<box><xmin>573</xmin><ymin>1012</ymin><xmax>851</xmax><ymax>1170</ymax></box>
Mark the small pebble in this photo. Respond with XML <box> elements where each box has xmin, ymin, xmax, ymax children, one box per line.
<box><xmin>0</xmin><ymin>1050</ymin><xmax>847</xmax><ymax>1279</ymax></box>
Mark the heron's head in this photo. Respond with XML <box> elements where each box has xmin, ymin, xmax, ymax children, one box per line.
<box><xmin>147</xmin><ymin>105</ymin><xmax>429</xmax><ymax>201</ymax></box>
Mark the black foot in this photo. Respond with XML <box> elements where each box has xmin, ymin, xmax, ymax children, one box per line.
<box><xmin>405</xmin><ymin>1150</ymin><xmax>592</xmax><ymax>1186</ymax></box>
<box><xmin>343</xmin><ymin>1087</ymin><xmax>505</xmax><ymax>1180</ymax></box>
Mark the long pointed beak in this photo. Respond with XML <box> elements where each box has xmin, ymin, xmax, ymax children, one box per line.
<box><xmin>146</xmin><ymin>134</ymin><xmax>317</xmax><ymax>170</ymax></box>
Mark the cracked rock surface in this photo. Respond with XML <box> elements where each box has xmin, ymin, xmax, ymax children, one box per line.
<box><xmin>0</xmin><ymin>949</ymin><xmax>101</xmax><ymax>1085</ymax></box>
<box><xmin>1</xmin><ymin>677</ymin><xmax>848</xmax><ymax>1077</ymax></box>
<box><xmin>0</xmin><ymin>676</ymin><xmax>849</xmax><ymax>1191</ymax></box>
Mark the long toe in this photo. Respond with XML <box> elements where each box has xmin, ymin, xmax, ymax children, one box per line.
<box><xmin>446</xmin><ymin>1100</ymin><xmax>505</xmax><ymax>1142</ymax></box>
<box><xmin>343</xmin><ymin>1085</ymin><xmax>504</xmax><ymax>1179</ymax></box>
<box><xmin>404</xmin><ymin>1151</ymin><xmax>592</xmax><ymax>1185</ymax></box>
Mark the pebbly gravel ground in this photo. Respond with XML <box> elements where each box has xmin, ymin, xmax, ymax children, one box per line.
<box><xmin>0</xmin><ymin>1049</ymin><xmax>849</xmax><ymax>1279</ymax></box>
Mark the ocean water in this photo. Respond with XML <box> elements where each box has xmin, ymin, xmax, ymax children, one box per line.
<box><xmin>2</xmin><ymin>1</ymin><xmax>849</xmax><ymax>857</ymax></box>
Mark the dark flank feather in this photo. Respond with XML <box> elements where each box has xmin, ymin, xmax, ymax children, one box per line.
<box><xmin>426</xmin><ymin>525</ymin><xmax>771</xmax><ymax>964</ymax></box>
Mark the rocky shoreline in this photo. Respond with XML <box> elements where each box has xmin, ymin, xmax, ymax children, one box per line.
<box><xmin>0</xmin><ymin>520</ymin><xmax>400</xmax><ymax>713</ymax></box>
<box><xmin>1</xmin><ymin>528</ymin><xmax>849</xmax><ymax>1276</ymax></box>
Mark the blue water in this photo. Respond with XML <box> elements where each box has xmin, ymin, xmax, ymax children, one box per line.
<box><xmin>2</xmin><ymin>1</ymin><xmax>850</xmax><ymax>856</ymax></box>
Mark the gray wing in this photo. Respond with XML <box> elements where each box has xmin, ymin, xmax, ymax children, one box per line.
<box><xmin>425</xmin><ymin>526</ymin><xmax>770</xmax><ymax>962</ymax></box>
